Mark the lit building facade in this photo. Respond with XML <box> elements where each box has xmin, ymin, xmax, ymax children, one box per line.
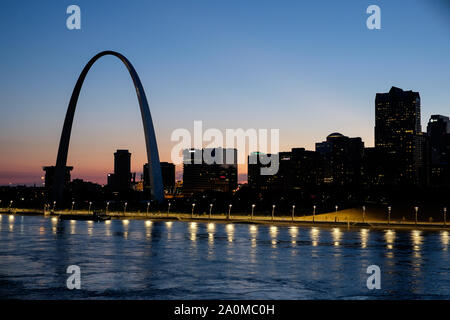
<box><xmin>375</xmin><ymin>86</ymin><xmax>426</xmax><ymax>185</ymax></box>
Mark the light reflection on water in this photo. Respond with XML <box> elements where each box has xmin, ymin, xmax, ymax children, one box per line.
<box><xmin>385</xmin><ymin>230</ymin><xmax>396</xmax><ymax>260</ymax></box>
<box><xmin>207</xmin><ymin>223</ymin><xmax>214</xmax><ymax>256</ymax></box>
<box><xmin>249</xmin><ymin>225</ymin><xmax>258</xmax><ymax>264</ymax></box>
<box><xmin>190</xmin><ymin>222</ymin><xmax>197</xmax><ymax>243</ymax></box>
<box><xmin>270</xmin><ymin>226</ymin><xmax>278</xmax><ymax>248</ymax></box>
<box><xmin>360</xmin><ymin>229</ymin><xmax>369</xmax><ymax>249</ymax></box>
<box><xmin>311</xmin><ymin>227</ymin><xmax>320</xmax><ymax>247</ymax></box>
<box><xmin>0</xmin><ymin>215</ymin><xmax>449</xmax><ymax>299</ymax></box>
<box><xmin>290</xmin><ymin>226</ymin><xmax>298</xmax><ymax>246</ymax></box>
<box><xmin>332</xmin><ymin>227</ymin><xmax>341</xmax><ymax>246</ymax></box>
<box><xmin>226</xmin><ymin>224</ymin><xmax>234</xmax><ymax>244</ymax></box>
<box><xmin>412</xmin><ymin>230</ymin><xmax>423</xmax><ymax>259</ymax></box>
<box><xmin>442</xmin><ymin>231</ymin><xmax>449</xmax><ymax>249</ymax></box>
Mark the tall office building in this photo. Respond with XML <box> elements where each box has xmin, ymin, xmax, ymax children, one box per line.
<box><xmin>183</xmin><ymin>148</ymin><xmax>237</xmax><ymax>194</ymax></box>
<box><xmin>375</xmin><ymin>86</ymin><xmax>426</xmax><ymax>185</ymax></box>
<box><xmin>427</xmin><ymin>115</ymin><xmax>450</xmax><ymax>186</ymax></box>
<box><xmin>107</xmin><ymin>149</ymin><xmax>132</xmax><ymax>191</ymax></box>
<box><xmin>315</xmin><ymin>133</ymin><xmax>364</xmax><ymax>186</ymax></box>
<box><xmin>143</xmin><ymin>161</ymin><xmax>176</xmax><ymax>194</ymax></box>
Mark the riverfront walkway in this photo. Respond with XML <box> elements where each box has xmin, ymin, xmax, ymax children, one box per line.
<box><xmin>1</xmin><ymin>208</ymin><xmax>449</xmax><ymax>231</ymax></box>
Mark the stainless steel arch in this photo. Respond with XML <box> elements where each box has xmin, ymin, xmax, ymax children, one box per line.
<box><xmin>53</xmin><ymin>51</ymin><xmax>164</xmax><ymax>203</ymax></box>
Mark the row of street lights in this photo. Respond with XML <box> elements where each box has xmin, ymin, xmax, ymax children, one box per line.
<box><xmin>368</xmin><ymin>205</ymin><xmax>448</xmax><ymax>225</ymax></box>
<box><xmin>97</xmin><ymin>202</ymin><xmax>449</xmax><ymax>226</ymax></box>
<box><xmin>188</xmin><ymin>203</ymin><xmax>447</xmax><ymax>225</ymax></box>
<box><xmin>4</xmin><ymin>199</ymin><xmax>448</xmax><ymax>225</ymax></box>
<box><xmin>187</xmin><ymin>203</ymin><xmax>320</xmax><ymax>222</ymax></box>
<box><xmin>40</xmin><ymin>201</ymin><xmax>321</xmax><ymax>221</ymax></box>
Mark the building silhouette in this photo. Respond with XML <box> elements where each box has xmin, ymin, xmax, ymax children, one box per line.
<box><xmin>248</xmin><ymin>151</ymin><xmax>281</xmax><ymax>191</ymax></box>
<box><xmin>183</xmin><ymin>148</ymin><xmax>237</xmax><ymax>194</ymax></box>
<box><xmin>362</xmin><ymin>147</ymin><xmax>392</xmax><ymax>186</ymax></box>
<box><xmin>248</xmin><ymin>148</ymin><xmax>322</xmax><ymax>191</ymax></box>
<box><xmin>43</xmin><ymin>166</ymin><xmax>73</xmax><ymax>190</ymax></box>
<box><xmin>427</xmin><ymin>115</ymin><xmax>450</xmax><ymax>186</ymax></box>
<box><xmin>375</xmin><ymin>86</ymin><xmax>426</xmax><ymax>185</ymax></box>
<box><xmin>144</xmin><ymin>161</ymin><xmax>175</xmax><ymax>194</ymax></box>
<box><xmin>107</xmin><ymin>150</ymin><xmax>132</xmax><ymax>192</ymax></box>
<box><xmin>316</xmin><ymin>133</ymin><xmax>364</xmax><ymax>186</ymax></box>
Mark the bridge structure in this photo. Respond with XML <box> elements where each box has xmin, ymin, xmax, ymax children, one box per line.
<box><xmin>52</xmin><ymin>51</ymin><xmax>164</xmax><ymax>204</ymax></box>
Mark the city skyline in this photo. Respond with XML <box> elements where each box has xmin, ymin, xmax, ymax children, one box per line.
<box><xmin>1</xmin><ymin>1</ymin><xmax>450</xmax><ymax>185</ymax></box>
<box><xmin>41</xmin><ymin>89</ymin><xmax>450</xmax><ymax>193</ymax></box>
<box><xmin>2</xmin><ymin>85</ymin><xmax>450</xmax><ymax>187</ymax></box>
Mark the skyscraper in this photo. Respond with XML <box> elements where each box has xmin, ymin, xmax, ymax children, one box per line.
<box><xmin>427</xmin><ymin>115</ymin><xmax>450</xmax><ymax>186</ymax></box>
<box><xmin>315</xmin><ymin>133</ymin><xmax>364</xmax><ymax>186</ymax></box>
<box><xmin>375</xmin><ymin>86</ymin><xmax>425</xmax><ymax>185</ymax></box>
<box><xmin>107</xmin><ymin>149</ymin><xmax>132</xmax><ymax>191</ymax></box>
<box><xmin>183</xmin><ymin>148</ymin><xmax>237</xmax><ymax>194</ymax></box>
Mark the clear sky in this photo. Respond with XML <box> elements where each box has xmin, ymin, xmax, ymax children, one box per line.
<box><xmin>0</xmin><ymin>0</ymin><xmax>449</xmax><ymax>185</ymax></box>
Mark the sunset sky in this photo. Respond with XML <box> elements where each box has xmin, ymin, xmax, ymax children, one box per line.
<box><xmin>1</xmin><ymin>0</ymin><xmax>450</xmax><ymax>185</ymax></box>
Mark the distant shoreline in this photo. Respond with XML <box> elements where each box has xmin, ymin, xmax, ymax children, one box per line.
<box><xmin>1</xmin><ymin>208</ymin><xmax>449</xmax><ymax>232</ymax></box>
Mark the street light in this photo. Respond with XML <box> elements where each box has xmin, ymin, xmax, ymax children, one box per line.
<box><xmin>313</xmin><ymin>205</ymin><xmax>316</xmax><ymax>223</ymax></box>
<box><xmin>414</xmin><ymin>206</ymin><xmax>419</xmax><ymax>225</ymax></box>
<box><xmin>444</xmin><ymin>207</ymin><xmax>447</xmax><ymax>226</ymax></box>
<box><xmin>362</xmin><ymin>206</ymin><xmax>366</xmax><ymax>223</ymax></box>
<box><xmin>124</xmin><ymin>202</ymin><xmax>127</xmax><ymax>215</ymax></box>
<box><xmin>228</xmin><ymin>204</ymin><xmax>232</xmax><ymax>220</ymax></box>
<box><xmin>52</xmin><ymin>201</ymin><xmax>56</xmax><ymax>212</ymax></box>
<box><xmin>335</xmin><ymin>205</ymin><xmax>338</xmax><ymax>213</ymax></box>
<box><xmin>209</xmin><ymin>203</ymin><xmax>213</xmax><ymax>219</ymax></box>
<box><xmin>388</xmin><ymin>206</ymin><xmax>391</xmax><ymax>225</ymax></box>
<box><xmin>292</xmin><ymin>205</ymin><xmax>295</xmax><ymax>222</ymax></box>
<box><xmin>71</xmin><ymin>201</ymin><xmax>75</xmax><ymax>213</ymax></box>
<box><xmin>191</xmin><ymin>203</ymin><xmax>195</xmax><ymax>218</ymax></box>
<box><xmin>167</xmin><ymin>202</ymin><xmax>171</xmax><ymax>217</ymax></box>
<box><xmin>106</xmin><ymin>202</ymin><xmax>109</xmax><ymax>214</ymax></box>
<box><xmin>88</xmin><ymin>201</ymin><xmax>92</xmax><ymax>214</ymax></box>
<box><xmin>146</xmin><ymin>202</ymin><xmax>150</xmax><ymax>216</ymax></box>
<box><xmin>272</xmin><ymin>205</ymin><xmax>276</xmax><ymax>222</ymax></box>
<box><xmin>251</xmin><ymin>204</ymin><xmax>255</xmax><ymax>221</ymax></box>
<box><xmin>9</xmin><ymin>200</ymin><xmax>13</xmax><ymax>209</ymax></box>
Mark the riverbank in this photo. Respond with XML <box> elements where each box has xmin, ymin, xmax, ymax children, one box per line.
<box><xmin>1</xmin><ymin>208</ymin><xmax>449</xmax><ymax>231</ymax></box>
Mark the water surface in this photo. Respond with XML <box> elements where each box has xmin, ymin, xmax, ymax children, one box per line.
<box><xmin>0</xmin><ymin>214</ymin><xmax>448</xmax><ymax>299</ymax></box>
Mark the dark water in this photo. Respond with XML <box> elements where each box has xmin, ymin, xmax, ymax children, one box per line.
<box><xmin>0</xmin><ymin>214</ymin><xmax>449</xmax><ymax>299</ymax></box>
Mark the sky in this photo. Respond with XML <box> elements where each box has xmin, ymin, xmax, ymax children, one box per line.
<box><xmin>0</xmin><ymin>0</ymin><xmax>449</xmax><ymax>185</ymax></box>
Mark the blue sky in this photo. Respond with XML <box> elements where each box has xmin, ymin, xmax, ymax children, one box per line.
<box><xmin>0</xmin><ymin>0</ymin><xmax>449</xmax><ymax>184</ymax></box>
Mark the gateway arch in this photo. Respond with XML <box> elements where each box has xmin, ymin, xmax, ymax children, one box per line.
<box><xmin>52</xmin><ymin>50</ymin><xmax>164</xmax><ymax>204</ymax></box>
